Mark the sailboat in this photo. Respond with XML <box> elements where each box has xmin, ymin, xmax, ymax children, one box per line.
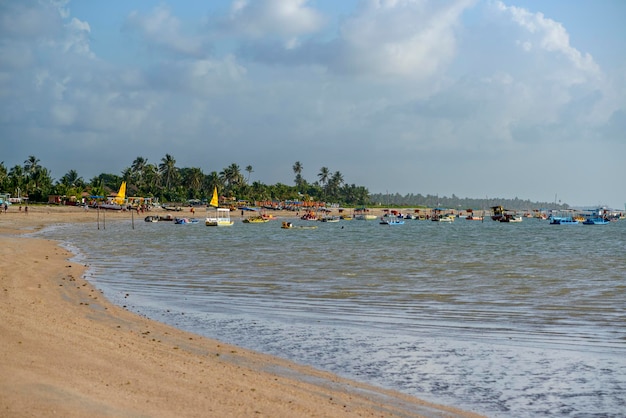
<box><xmin>99</xmin><ymin>182</ymin><xmax>126</xmax><ymax>210</ymax></box>
<box><xmin>205</xmin><ymin>186</ymin><xmax>233</xmax><ymax>226</ymax></box>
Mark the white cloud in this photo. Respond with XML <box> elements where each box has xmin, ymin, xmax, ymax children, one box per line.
<box><xmin>124</xmin><ymin>5</ymin><xmax>207</xmax><ymax>57</ymax></box>
<box><xmin>330</xmin><ymin>0</ymin><xmax>473</xmax><ymax>77</ymax></box>
<box><xmin>226</xmin><ymin>0</ymin><xmax>325</xmax><ymax>39</ymax></box>
<box><xmin>62</xmin><ymin>17</ymin><xmax>93</xmax><ymax>57</ymax></box>
<box><xmin>496</xmin><ymin>1</ymin><xmax>600</xmax><ymax>77</ymax></box>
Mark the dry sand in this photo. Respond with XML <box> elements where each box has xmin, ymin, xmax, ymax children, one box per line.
<box><xmin>0</xmin><ymin>205</ymin><xmax>483</xmax><ymax>417</ymax></box>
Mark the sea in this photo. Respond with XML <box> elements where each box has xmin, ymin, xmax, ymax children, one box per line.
<box><xmin>36</xmin><ymin>214</ymin><xmax>626</xmax><ymax>417</ymax></box>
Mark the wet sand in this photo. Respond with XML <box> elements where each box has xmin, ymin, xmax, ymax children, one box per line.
<box><xmin>0</xmin><ymin>205</ymin><xmax>483</xmax><ymax>417</ymax></box>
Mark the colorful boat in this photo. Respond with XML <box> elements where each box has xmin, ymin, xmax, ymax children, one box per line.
<box><xmin>174</xmin><ymin>217</ymin><xmax>199</xmax><ymax>224</ymax></box>
<box><xmin>380</xmin><ymin>217</ymin><xmax>405</xmax><ymax>225</ymax></box>
<box><xmin>583</xmin><ymin>208</ymin><xmax>610</xmax><ymax>225</ymax></box>
<box><xmin>205</xmin><ymin>187</ymin><xmax>234</xmax><ymax>226</ymax></box>
<box><xmin>550</xmin><ymin>216</ymin><xmax>579</xmax><ymax>225</ymax></box>
<box><xmin>281</xmin><ymin>221</ymin><xmax>317</xmax><ymax>230</ymax></box>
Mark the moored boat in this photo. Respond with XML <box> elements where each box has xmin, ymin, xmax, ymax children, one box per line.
<box><xmin>206</xmin><ymin>207</ymin><xmax>234</xmax><ymax>226</ymax></box>
<box><xmin>242</xmin><ymin>215</ymin><xmax>269</xmax><ymax>223</ymax></box>
<box><xmin>583</xmin><ymin>208</ymin><xmax>610</xmax><ymax>225</ymax></box>
<box><xmin>174</xmin><ymin>217</ymin><xmax>199</xmax><ymax>224</ymax></box>
<box><xmin>550</xmin><ymin>216</ymin><xmax>579</xmax><ymax>225</ymax></box>
<box><xmin>281</xmin><ymin>221</ymin><xmax>317</xmax><ymax>230</ymax></box>
<box><xmin>380</xmin><ymin>217</ymin><xmax>404</xmax><ymax>225</ymax></box>
<box><xmin>205</xmin><ymin>187</ymin><xmax>234</xmax><ymax>226</ymax></box>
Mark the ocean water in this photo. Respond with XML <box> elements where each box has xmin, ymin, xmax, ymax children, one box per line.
<box><xmin>38</xmin><ymin>215</ymin><xmax>626</xmax><ymax>417</ymax></box>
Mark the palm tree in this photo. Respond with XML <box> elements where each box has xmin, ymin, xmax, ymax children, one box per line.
<box><xmin>182</xmin><ymin>167</ymin><xmax>204</xmax><ymax>199</ymax></box>
<box><xmin>204</xmin><ymin>171</ymin><xmax>222</xmax><ymax>196</ymax></box>
<box><xmin>8</xmin><ymin>165</ymin><xmax>25</xmax><ymax>198</ymax></box>
<box><xmin>23</xmin><ymin>155</ymin><xmax>41</xmax><ymax>178</ymax></box>
<box><xmin>317</xmin><ymin>167</ymin><xmax>329</xmax><ymax>187</ymax></box>
<box><xmin>245</xmin><ymin>165</ymin><xmax>253</xmax><ymax>184</ymax></box>
<box><xmin>0</xmin><ymin>162</ymin><xmax>7</xmax><ymax>190</ymax></box>
<box><xmin>293</xmin><ymin>161</ymin><xmax>304</xmax><ymax>189</ymax></box>
<box><xmin>327</xmin><ymin>171</ymin><xmax>344</xmax><ymax>200</ymax></box>
<box><xmin>219</xmin><ymin>163</ymin><xmax>243</xmax><ymax>189</ymax></box>
<box><xmin>143</xmin><ymin>164</ymin><xmax>161</xmax><ymax>196</ymax></box>
<box><xmin>60</xmin><ymin>169</ymin><xmax>84</xmax><ymax>188</ymax></box>
<box><xmin>131</xmin><ymin>156</ymin><xmax>148</xmax><ymax>189</ymax></box>
<box><xmin>159</xmin><ymin>154</ymin><xmax>180</xmax><ymax>193</ymax></box>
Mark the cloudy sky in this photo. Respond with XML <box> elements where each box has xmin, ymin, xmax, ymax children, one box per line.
<box><xmin>1</xmin><ymin>0</ymin><xmax>624</xmax><ymax>208</ymax></box>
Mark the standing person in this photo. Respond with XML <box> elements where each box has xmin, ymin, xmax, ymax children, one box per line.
<box><xmin>3</xmin><ymin>203</ymin><xmax>7</xmax><ymax>213</ymax></box>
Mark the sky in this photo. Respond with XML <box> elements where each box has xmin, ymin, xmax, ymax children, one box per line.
<box><xmin>1</xmin><ymin>0</ymin><xmax>625</xmax><ymax>209</ymax></box>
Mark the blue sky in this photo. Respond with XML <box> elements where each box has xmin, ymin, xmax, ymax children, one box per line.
<box><xmin>1</xmin><ymin>0</ymin><xmax>625</xmax><ymax>208</ymax></box>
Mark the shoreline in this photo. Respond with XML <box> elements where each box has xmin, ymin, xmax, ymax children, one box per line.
<box><xmin>1</xmin><ymin>206</ymin><xmax>483</xmax><ymax>417</ymax></box>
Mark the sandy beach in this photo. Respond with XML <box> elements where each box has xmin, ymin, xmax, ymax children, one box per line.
<box><xmin>0</xmin><ymin>205</ymin><xmax>482</xmax><ymax>417</ymax></box>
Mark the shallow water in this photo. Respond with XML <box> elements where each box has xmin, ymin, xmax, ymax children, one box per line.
<box><xmin>39</xmin><ymin>216</ymin><xmax>626</xmax><ymax>417</ymax></box>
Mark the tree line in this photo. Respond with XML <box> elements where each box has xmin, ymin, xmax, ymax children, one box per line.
<box><xmin>1</xmin><ymin>155</ymin><xmax>570</xmax><ymax>210</ymax></box>
<box><xmin>369</xmin><ymin>192</ymin><xmax>569</xmax><ymax>211</ymax></box>
<box><xmin>0</xmin><ymin>155</ymin><xmax>370</xmax><ymax>206</ymax></box>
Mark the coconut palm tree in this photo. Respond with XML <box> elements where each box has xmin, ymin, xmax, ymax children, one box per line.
<box><xmin>327</xmin><ymin>171</ymin><xmax>344</xmax><ymax>200</ymax></box>
<box><xmin>293</xmin><ymin>161</ymin><xmax>305</xmax><ymax>189</ymax></box>
<box><xmin>317</xmin><ymin>167</ymin><xmax>329</xmax><ymax>188</ymax></box>
<box><xmin>159</xmin><ymin>154</ymin><xmax>180</xmax><ymax>193</ymax></box>
<box><xmin>245</xmin><ymin>165</ymin><xmax>253</xmax><ymax>184</ymax></box>
<box><xmin>131</xmin><ymin>156</ymin><xmax>148</xmax><ymax>189</ymax></box>
<box><xmin>219</xmin><ymin>163</ymin><xmax>243</xmax><ymax>189</ymax></box>
<box><xmin>182</xmin><ymin>167</ymin><xmax>204</xmax><ymax>199</ymax></box>
<box><xmin>23</xmin><ymin>155</ymin><xmax>41</xmax><ymax>179</ymax></box>
<box><xmin>59</xmin><ymin>169</ymin><xmax>84</xmax><ymax>188</ymax></box>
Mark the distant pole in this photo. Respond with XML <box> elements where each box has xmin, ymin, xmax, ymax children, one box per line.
<box><xmin>97</xmin><ymin>206</ymin><xmax>100</xmax><ymax>230</ymax></box>
<box><xmin>131</xmin><ymin>208</ymin><xmax>135</xmax><ymax>229</ymax></box>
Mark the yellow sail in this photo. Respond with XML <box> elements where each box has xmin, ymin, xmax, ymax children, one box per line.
<box><xmin>113</xmin><ymin>181</ymin><xmax>126</xmax><ymax>205</ymax></box>
<box><xmin>209</xmin><ymin>186</ymin><xmax>219</xmax><ymax>207</ymax></box>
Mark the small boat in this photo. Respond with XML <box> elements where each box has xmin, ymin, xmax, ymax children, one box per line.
<box><xmin>174</xmin><ymin>217</ymin><xmax>199</xmax><ymax>224</ymax></box>
<box><xmin>144</xmin><ymin>215</ymin><xmax>159</xmax><ymax>222</ymax></box>
<box><xmin>500</xmin><ymin>214</ymin><xmax>523</xmax><ymax>223</ymax></box>
<box><xmin>281</xmin><ymin>221</ymin><xmax>317</xmax><ymax>229</ymax></box>
<box><xmin>242</xmin><ymin>215</ymin><xmax>269</xmax><ymax>223</ymax></box>
<box><xmin>550</xmin><ymin>216</ymin><xmax>579</xmax><ymax>225</ymax></box>
<box><xmin>380</xmin><ymin>217</ymin><xmax>404</xmax><ymax>225</ymax></box>
<box><xmin>353</xmin><ymin>207</ymin><xmax>378</xmax><ymax>220</ymax></box>
<box><xmin>161</xmin><ymin>205</ymin><xmax>183</xmax><ymax>211</ymax></box>
<box><xmin>583</xmin><ymin>217</ymin><xmax>609</xmax><ymax>225</ymax></box>
<box><xmin>205</xmin><ymin>187</ymin><xmax>234</xmax><ymax>226</ymax></box>
<box><xmin>300</xmin><ymin>211</ymin><xmax>318</xmax><ymax>221</ymax></box>
<box><xmin>465</xmin><ymin>209</ymin><xmax>483</xmax><ymax>221</ymax></box>
<box><xmin>206</xmin><ymin>207</ymin><xmax>234</xmax><ymax>226</ymax></box>
<box><xmin>583</xmin><ymin>208</ymin><xmax>610</xmax><ymax>225</ymax></box>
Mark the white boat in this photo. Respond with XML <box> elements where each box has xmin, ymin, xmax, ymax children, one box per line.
<box><xmin>354</xmin><ymin>207</ymin><xmax>377</xmax><ymax>220</ymax></box>
<box><xmin>206</xmin><ymin>207</ymin><xmax>233</xmax><ymax>226</ymax></box>
<box><xmin>431</xmin><ymin>209</ymin><xmax>454</xmax><ymax>222</ymax></box>
<box><xmin>205</xmin><ymin>186</ymin><xmax>233</xmax><ymax>226</ymax></box>
<box><xmin>380</xmin><ymin>217</ymin><xmax>404</xmax><ymax>225</ymax></box>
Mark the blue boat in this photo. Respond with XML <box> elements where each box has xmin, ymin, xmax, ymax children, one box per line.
<box><xmin>549</xmin><ymin>214</ymin><xmax>579</xmax><ymax>225</ymax></box>
<box><xmin>583</xmin><ymin>208</ymin><xmax>610</xmax><ymax>225</ymax></box>
<box><xmin>380</xmin><ymin>216</ymin><xmax>405</xmax><ymax>225</ymax></box>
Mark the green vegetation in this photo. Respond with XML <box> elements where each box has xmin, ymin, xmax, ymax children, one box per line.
<box><xmin>0</xmin><ymin>155</ymin><xmax>568</xmax><ymax>210</ymax></box>
<box><xmin>0</xmin><ymin>155</ymin><xmax>370</xmax><ymax>206</ymax></box>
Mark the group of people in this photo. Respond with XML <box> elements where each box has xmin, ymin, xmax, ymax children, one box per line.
<box><xmin>1</xmin><ymin>203</ymin><xmax>28</xmax><ymax>214</ymax></box>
